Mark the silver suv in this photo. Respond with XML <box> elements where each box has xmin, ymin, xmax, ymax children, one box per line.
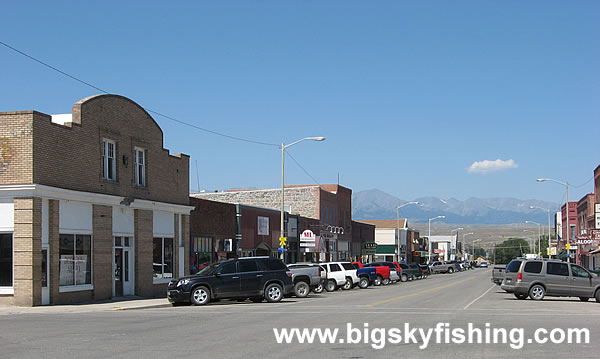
<box><xmin>501</xmin><ymin>258</ymin><xmax>600</xmax><ymax>301</ymax></box>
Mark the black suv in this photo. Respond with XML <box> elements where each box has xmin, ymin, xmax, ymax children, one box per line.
<box><xmin>167</xmin><ymin>257</ymin><xmax>294</xmax><ymax>306</ymax></box>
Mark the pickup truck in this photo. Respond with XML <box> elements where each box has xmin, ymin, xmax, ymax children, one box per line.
<box><xmin>352</xmin><ymin>262</ymin><xmax>380</xmax><ymax>288</ymax></box>
<box><xmin>363</xmin><ymin>262</ymin><xmax>393</xmax><ymax>285</ymax></box>
<box><xmin>429</xmin><ymin>261</ymin><xmax>456</xmax><ymax>274</ymax></box>
<box><xmin>287</xmin><ymin>263</ymin><xmax>323</xmax><ymax>297</ymax></box>
<box><xmin>491</xmin><ymin>265</ymin><xmax>505</xmax><ymax>285</ymax></box>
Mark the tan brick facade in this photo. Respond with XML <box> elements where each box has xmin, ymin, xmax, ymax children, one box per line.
<box><xmin>0</xmin><ymin>95</ymin><xmax>192</xmax><ymax>306</ymax></box>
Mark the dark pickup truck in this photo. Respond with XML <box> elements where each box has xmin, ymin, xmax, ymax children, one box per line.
<box><xmin>351</xmin><ymin>262</ymin><xmax>378</xmax><ymax>288</ymax></box>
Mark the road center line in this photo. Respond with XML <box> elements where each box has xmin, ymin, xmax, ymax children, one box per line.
<box><xmin>369</xmin><ymin>277</ymin><xmax>474</xmax><ymax>307</ymax></box>
<box><xmin>463</xmin><ymin>284</ymin><xmax>496</xmax><ymax>310</ymax></box>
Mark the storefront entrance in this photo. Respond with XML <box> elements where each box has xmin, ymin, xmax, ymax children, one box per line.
<box><xmin>113</xmin><ymin>237</ymin><xmax>134</xmax><ymax>297</ymax></box>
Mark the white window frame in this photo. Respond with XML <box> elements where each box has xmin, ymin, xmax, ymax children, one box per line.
<box><xmin>58</xmin><ymin>233</ymin><xmax>94</xmax><ymax>293</ymax></box>
<box><xmin>153</xmin><ymin>237</ymin><xmax>174</xmax><ymax>284</ymax></box>
<box><xmin>102</xmin><ymin>139</ymin><xmax>117</xmax><ymax>181</ymax></box>
<box><xmin>134</xmin><ymin>147</ymin><xmax>146</xmax><ymax>187</ymax></box>
<box><xmin>0</xmin><ymin>232</ymin><xmax>13</xmax><ymax>295</ymax></box>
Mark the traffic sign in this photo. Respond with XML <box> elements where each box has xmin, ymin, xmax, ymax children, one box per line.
<box><xmin>279</xmin><ymin>237</ymin><xmax>287</xmax><ymax>246</ymax></box>
<box><xmin>565</xmin><ymin>243</ymin><xmax>571</xmax><ymax>250</ymax></box>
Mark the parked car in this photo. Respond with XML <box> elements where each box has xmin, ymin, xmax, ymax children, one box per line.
<box><xmin>479</xmin><ymin>262</ymin><xmax>489</xmax><ymax>268</ymax></box>
<box><xmin>287</xmin><ymin>262</ymin><xmax>327</xmax><ymax>294</ymax></box>
<box><xmin>430</xmin><ymin>261</ymin><xmax>456</xmax><ymax>274</ymax></box>
<box><xmin>321</xmin><ymin>262</ymin><xmax>360</xmax><ymax>291</ymax></box>
<box><xmin>352</xmin><ymin>262</ymin><xmax>378</xmax><ymax>288</ymax></box>
<box><xmin>167</xmin><ymin>257</ymin><xmax>294</xmax><ymax>306</ymax></box>
<box><xmin>491</xmin><ymin>265</ymin><xmax>506</xmax><ymax>285</ymax></box>
<box><xmin>501</xmin><ymin>258</ymin><xmax>600</xmax><ymax>301</ymax></box>
<box><xmin>394</xmin><ymin>262</ymin><xmax>411</xmax><ymax>282</ymax></box>
<box><xmin>287</xmin><ymin>263</ymin><xmax>323</xmax><ymax>297</ymax></box>
<box><xmin>366</xmin><ymin>262</ymin><xmax>399</xmax><ymax>284</ymax></box>
<box><xmin>389</xmin><ymin>268</ymin><xmax>401</xmax><ymax>282</ymax></box>
<box><xmin>360</xmin><ymin>262</ymin><xmax>392</xmax><ymax>285</ymax></box>
<box><xmin>407</xmin><ymin>263</ymin><xmax>424</xmax><ymax>279</ymax></box>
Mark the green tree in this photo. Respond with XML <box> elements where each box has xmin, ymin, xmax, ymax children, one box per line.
<box><xmin>494</xmin><ymin>238</ymin><xmax>531</xmax><ymax>264</ymax></box>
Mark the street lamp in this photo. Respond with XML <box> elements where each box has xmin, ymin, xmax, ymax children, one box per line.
<box><xmin>530</xmin><ymin>205</ymin><xmax>552</xmax><ymax>258</ymax></box>
<box><xmin>428</xmin><ymin>215</ymin><xmax>446</xmax><ymax>263</ymax></box>
<box><xmin>537</xmin><ymin>178</ymin><xmax>570</xmax><ymax>263</ymax></box>
<box><xmin>396</xmin><ymin>201</ymin><xmax>419</xmax><ymax>262</ymax></box>
<box><xmin>523</xmin><ymin>229</ymin><xmax>536</xmax><ymax>254</ymax></box>
<box><xmin>525</xmin><ymin>220</ymin><xmax>541</xmax><ymax>257</ymax></box>
<box><xmin>473</xmin><ymin>238</ymin><xmax>482</xmax><ymax>260</ymax></box>
<box><xmin>463</xmin><ymin>232</ymin><xmax>474</xmax><ymax>259</ymax></box>
<box><xmin>280</xmin><ymin>137</ymin><xmax>326</xmax><ymax>261</ymax></box>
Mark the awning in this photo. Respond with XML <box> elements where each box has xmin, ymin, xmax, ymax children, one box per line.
<box><xmin>376</xmin><ymin>244</ymin><xmax>396</xmax><ymax>255</ymax></box>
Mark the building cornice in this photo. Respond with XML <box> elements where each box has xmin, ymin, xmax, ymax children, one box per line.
<box><xmin>0</xmin><ymin>184</ymin><xmax>193</xmax><ymax>214</ymax></box>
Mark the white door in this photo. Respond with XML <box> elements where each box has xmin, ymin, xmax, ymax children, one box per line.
<box><xmin>41</xmin><ymin>247</ymin><xmax>50</xmax><ymax>305</ymax></box>
<box><xmin>122</xmin><ymin>247</ymin><xmax>134</xmax><ymax>296</ymax></box>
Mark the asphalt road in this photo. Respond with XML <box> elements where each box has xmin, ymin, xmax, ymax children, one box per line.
<box><xmin>1</xmin><ymin>268</ymin><xmax>599</xmax><ymax>358</ymax></box>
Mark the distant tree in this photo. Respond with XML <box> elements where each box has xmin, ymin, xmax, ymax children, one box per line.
<box><xmin>494</xmin><ymin>238</ymin><xmax>531</xmax><ymax>264</ymax></box>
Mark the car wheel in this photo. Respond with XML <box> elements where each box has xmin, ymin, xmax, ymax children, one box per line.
<box><xmin>294</xmin><ymin>281</ymin><xmax>310</xmax><ymax>298</ymax></box>
<box><xmin>325</xmin><ymin>280</ymin><xmax>337</xmax><ymax>292</ymax></box>
<box><xmin>250</xmin><ymin>297</ymin><xmax>263</xmax><ymax>303</ymax></box>
<box><xmin>358</xmin><ymin>277</ymin><xmax>369</xmax><ymax>289</ymax></box>
<box><xmin>579</xmin><ymin>297</ymin><xmax>590</xmax><ymax>302</ymax></box>
<box><xmin>514</xmin><ymin>293</ymin><xmax>528</xmax><ymax>300</ymax></box>
<box><xmin>382</xmin><ymin>278</ymin><xmax>390</xmax><ymax>285</ymax></box>
<box><xmin>529</xmin><ymin>285</ymin><xmax>545</xmax><ymax>301</ymax></box>
<box><xmin>265</xmin><ymin>283</ymin><xmax>283</xmax><ymax>303</ymax></box>
<box><xmin>374</xmin><ymin>275</ymin><xmax>382</xmax><ymax>286</ymax></box>
<box><xmin>342</xmin><ymin>278</ymin><xmax>353</xmax><ymax>290</ymax></box>
<box><xmin>448</xmin><ymin>268</ymin><xmax>454</xmax><ymax>274</ymax></box>
<box><xmin>190</xmin><ymin>286</ymin><xmax>210</xmax><ymax>306</ymax></box>
<box><xmin>596</xmin><ymin>290</ymin><xmax>600</xmax><ymax>303</ymax></box>
<box><xmin>312</xmin><ymin>283</ymin><xmax>324</xmax><ymax>294</ymax></box>
<box><xmin>400</xmin><ymin>274</ymin><xmax>408</xmax><ymax>282</ymax></box>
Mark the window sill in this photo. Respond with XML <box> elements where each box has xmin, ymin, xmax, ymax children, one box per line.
<box><xmin>59</xmin><ymin>284</ymin><xmax>94</xmax><ymax>293</ymax></box>
<box><xmin>153</xmin><ymin>278</ymin><xmax>173</xmax><ymax>284</ymax></box>
<box><xmin>0</xmin><ymin>287</ymin><xmax>14</xmax><ymax>295</ymax></box>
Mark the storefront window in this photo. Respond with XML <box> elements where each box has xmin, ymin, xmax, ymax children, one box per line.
<box><xmin>153</xmin><ymin>237</ymin><xmax>173</xmax><ymax>280</ymax></box>
<box><xmin>0</xmin><ymin>233</ymin><xmax>12</xmax><ymax>288</ymax></box>
<box><xmin>191</xmin><ymin>236</ymin><xmax>213</xmax><ymax>274</ymax></box>
<box><xmin>59</xmin><ymin>234</ymin><xmax>92</xmax><ymax>287</ymax></box>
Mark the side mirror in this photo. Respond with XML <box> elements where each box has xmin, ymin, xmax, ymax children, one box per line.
<box><xmin>591</xmin><ymin>273</ymin><xmax>598</xmax><ymax>278</ymax></box>
<box><xmin>215</xmin><ymin>272</ymin><xmax>221</xmax><ymax>277</ymax></box>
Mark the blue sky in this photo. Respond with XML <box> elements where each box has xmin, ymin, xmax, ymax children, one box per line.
<box><xmin>1</xmin><ymin>1</ymin><xmax>598</xmax><ymax>204</ymax></box>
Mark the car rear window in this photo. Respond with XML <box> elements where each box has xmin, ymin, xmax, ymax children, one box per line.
<box><xmin>523</xmin><ymin>261</ymin><xmax>542</xmax><ymax>273</ymax></box>
<box><xmin>342</xmin><ymin>263</ymin><xmax>355</xmax><ymax>270</ymax></box>
<box><xmin>257</xmin><ymin>259</ymin><xmax>287</xmax><ymax>271</ymax></box>
<box><xmin>505</xmin><ymin>260</ymin><xmax>522</xmax><ymax>273</ymax></box>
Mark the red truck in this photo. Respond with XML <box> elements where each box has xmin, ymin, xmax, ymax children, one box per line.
<box><xmin>353</xmin><ymin>262</ymin><xmax>391</xmax><ymax>286</ymax></box>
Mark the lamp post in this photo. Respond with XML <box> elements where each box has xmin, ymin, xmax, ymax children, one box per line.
<box><xmin>523</xmin><ymin>229</ymin><xmax>536</xmax><ymax>254</ymax></box>
<box><xmin>473</xmin><ymin>238</ymin><xmax>481</xmax><ymax>260</ymax></box>
<box><xmin>530</xmin><ymin>205</ymin><xmax>552</xmax><ymax>258</ymax></box>
<box><xmin>537</xmin><ymin>178</ymin><xmax>570</xmax><ymax>263</ymax></box>
<box><xmin>428</xmin><ymin>215</ymin><xmax>445</xmax><ymax>263</ymax></box>
<box><xmin>463</xmin><ymin>232</ymin><xmax>474</xmax><ymax>260</ymax></box>
<box><xmin>450</xmin><ymin>227</ymin><xmax>463</xmax><ymax>261</ymax></box>
<box><xmin>525</xmin><ymin>220</ymin><xmax>541</xmax><ymax>257</ymax></box>
<box><xmin>280</xmin><ymin>137</ymin><xmax>326</xmax><ymax>261</ymax></box>
<box><xmin>396</xmin><ymin>201</ymin><xmax>419</xmax><ymax>262</ymax></box>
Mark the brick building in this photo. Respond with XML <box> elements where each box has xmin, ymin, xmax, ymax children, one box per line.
<box><xmin>0</xmin><ymin>94</ymin><xmax>192</xmax><ymax>306</ymax></box>
<box><xmin>191</xmin><ymin>184</ymin><xmax>360</xmax><ymax>261</ymax></box>
<box><xmin>356</xmin><ymin>219</ymin><xmax>423</xmax><ymax>263</ymax></box>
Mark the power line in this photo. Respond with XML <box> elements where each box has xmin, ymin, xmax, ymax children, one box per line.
<box><xmin>0</xmin><ymin>40</ymin><xmax>278</xmax><ymax>148</ymax></box>
<box><xmin>286</xmin><ymin>150</ymin><xmax>321</xmax><ymax>185</ymax></box>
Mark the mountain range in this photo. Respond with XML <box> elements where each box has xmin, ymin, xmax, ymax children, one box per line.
<box><xmin>352</xmin><ymin>189</ymin><xmax>560</xmax><ymax>225</ymax></box>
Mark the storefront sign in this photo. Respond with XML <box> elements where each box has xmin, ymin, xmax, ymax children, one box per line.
<box><xmin>299</xmin><ymin>242</ymin><xmax>316</xmax><ymax>247</ymax></box>
<box><xmin>300</xmin><ymin>229</ymin><xmax>316</xmax><ymax>242</ymax></box>
<box><xmin>363</xmin><ymin>242</ymin><xmax>377</xmax><ymax>254</ymax></box>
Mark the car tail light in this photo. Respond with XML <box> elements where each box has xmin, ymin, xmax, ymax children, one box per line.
<box><xmin>286</xmin><ymin>271</ymin><xmax>293</xmax><ymax>278</ymax></box>
<box><xmin>318</xmin><ymin>266</ymin><xmax>321</xmax><ymax>276</ymax></box>
<box><xmin>517</xmin><ymin>272</ymin><xmax>522</xmax><ymax>282</ymax></box>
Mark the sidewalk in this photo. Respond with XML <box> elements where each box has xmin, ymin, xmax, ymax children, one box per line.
<box><xmin>0</xmin><ymin>296</ymin><xmax>171</xmax><ymax>315</ymax></box>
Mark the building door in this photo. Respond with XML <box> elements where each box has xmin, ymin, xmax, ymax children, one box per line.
<box><xmin>113</xmin><ymin>237</ymin><xmax>135</xmax><ymax>297</ymax></box>
<box><xmin>41</xmin><ymin>247</ymin><xmax>50</xmax><ymax>305</ymax></box>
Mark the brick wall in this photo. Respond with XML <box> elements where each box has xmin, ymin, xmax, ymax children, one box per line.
<box><xmin>194</xmin><ymin>187</ymin><xmax>319</xmax><ymax>219</ymax></box>
<box><xmin>0</xmin><ymin>111</ymin><xmax>34</xmax><ymax>185</ymax></box>
<box><xmin>134</xmin><ymin>209</ymin><xmax>153</xmax><ymax>297</ymax></box>
<box><xmin>13</xmin><ymin>197</ymin><xmax>42</xmax><ymax>306</ymax></box>
<box><xmin>24</xmin><ymin>94</ymin><xmax>190</xmax><ymax>205</ymax></box>
<box><xmin>92</xmin><ymin>205</ymin><xmax>112</xmax><ymax>301</ymax></box>
<box><xmin>189</xmin><ymin>197</ymin><xmax>237</xmax><ymax>238</ymax></box>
